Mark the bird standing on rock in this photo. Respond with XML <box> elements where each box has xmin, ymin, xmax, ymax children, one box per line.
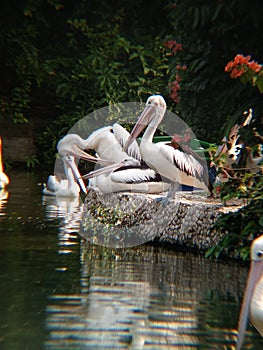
<box><xmin>124</xmin><ymin>95</ymin><xmax>209</xmax><ymax>199</ymax></box>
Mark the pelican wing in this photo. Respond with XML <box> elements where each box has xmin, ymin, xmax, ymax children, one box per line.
<box><xmin>158</xmin><ymin>143</ymin><xmax>205</xmax><ymax>181</ymax></box>
<box><xmin>112</xmin><ymin>123</ymin><xmax>141</xmax><ymax>161</ymax></box>
<box><xmin>111</xmin><ymin>167</ymin><xmax>161</xmax><ymax>183</ymax></box>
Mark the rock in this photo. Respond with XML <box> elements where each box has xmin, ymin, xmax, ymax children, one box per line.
<box><xmin>80</xmin><ymin>189</ymin><xmax>242</xmax><ymax>250</ymax></box>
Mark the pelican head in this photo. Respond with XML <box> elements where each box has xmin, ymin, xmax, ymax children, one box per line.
<box><xmin>57</xmin><ymin>134</ymin><xmax>110</xmax><ymax>165</ymax></box>
<box><xmin>236</xmin><ymin>234</ymin><xmax>263</xmax><ymax>349</ymax></box>
<box><xmin>124</xmin><ymin>95</ymin><xmax>166</xmax><ymax>151</ymax></box>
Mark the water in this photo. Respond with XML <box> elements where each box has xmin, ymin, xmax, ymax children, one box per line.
<box><xmin>0</xmin><ymin>170</ymin><xmax>262</xmax><ymax>350</ymax></box>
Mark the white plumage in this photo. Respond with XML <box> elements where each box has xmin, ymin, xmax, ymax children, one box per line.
<box><xmin>124</xmin><ymin>95</ymin><xmax>209</xmax><ymax>198</ymax></box>
<box><xmin>236</xmin><ymin>234</ymin><xmax>263</xmax><ymax>349</ymax></box>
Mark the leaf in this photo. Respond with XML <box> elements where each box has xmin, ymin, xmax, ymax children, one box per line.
<box><xmin>192</xmin><ymin>8</ymin><xmax>200</xmax><ymax>29</ymax></box>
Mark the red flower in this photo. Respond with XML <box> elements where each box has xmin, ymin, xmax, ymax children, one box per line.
<box><xmin>172</xmin><ymin>43</ymin><xmax>183</xmax><ymax>54</ymax></box>
<box><xmin>164</xmin><ymin>40</ymin><xmax>177</xmax><ymax>50</ymax></box>
<box><xmin>168</xmin><ymin>80</ymin><xmax>180</xmax><ymax>103</ymax></box>
<box><xmin>176</xmin><ymin>64</ymin><xmax>187</xmax><ymax>71</ymax></box>
<box><xmin>164</xmin><ymin>40</ymin><xmax>183</xmax><ymax>55</ymax></box>
<box><xmin>172</xmin><ymin>129</ymin><xmax>192</xmax><ymax>145</ymax></box>
<box><xmin>175</xmin><ymin>73</ymin><xmax>181</xmax><ymax>82</ymax></box>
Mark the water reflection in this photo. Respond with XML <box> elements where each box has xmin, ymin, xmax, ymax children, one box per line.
<box><xmin>43</xmin><ymin>195</ymin><xmax>84</xmax><ymax>255</ymax></box>
<box><xmin>41</xmin><ymin>190</ymin><xmax>263</xmax><ymax>350</ymax></box>
<box><xmin>1</xmin><ymin>171</ymin><xmax>262</xmax><ymax>350</ymax></box>
<box><xmin>44</xmin><ymin>239</ymin><xmax>263</xmax><ymax>349</ymax></box>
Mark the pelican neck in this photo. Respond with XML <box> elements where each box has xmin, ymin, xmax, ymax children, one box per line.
<box><xmin>141</xmin><ymin>124</ymin><xmax>157</xmax><ymax>143</ymax></box>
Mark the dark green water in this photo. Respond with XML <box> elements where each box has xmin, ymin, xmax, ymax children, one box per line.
<box><xmin>0</xmin><ymin>170</ymin><xmax>262</xmax><ymax>350</ymax></box>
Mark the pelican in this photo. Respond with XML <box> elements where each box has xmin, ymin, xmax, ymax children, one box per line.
<box><xmin>58</xmin><ymin>123</ymin><xmax>170</xmax><ymax>194</ymax></box>
<box><xmin>0</xmin><ymin>137</ymin><xmax>9</xmax><ymax>189</ymax></box>
<box><xmin>43</xmin><ymin>156</ymin><xmax>87</xmax><ymax>197</ymax></box>
<box><xmin>215</xmin><ymin>108</ymin><xmax>262</xmax><ymax>179</ymax></box>
<box><xmin>57</xmin><ymin>123</ymin><xmax>141</xmax><ymax>164</ymax></box>
<box><xmin>82</xmin><ymin>158</ymin><xmax>170</xmax><ymax>194</ymax></box>
<box><xmin>44</xmin><ymin>136</ymin><xmax>113</xmax><ymax>197</ymax></box>
<box><xmin>124</xmin><ymin>95</ymin><xmax>209</xmax><ymax>199</ymax></box>
<box><xmin>236</xmin><ymin>234</ymin><xmax>263</xmax><ymax>350</ymax></box>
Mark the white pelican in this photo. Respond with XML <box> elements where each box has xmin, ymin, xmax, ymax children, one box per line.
<box><xmin>57</xmin><ymin>123</ymin><xmax>141</xmax><ymax>164</ymax></box>
<box><xmin>43</xmin><ymin>156</ymin><xmax>87</xmax><ymax>197</ymax></box>
<box><xmin>0</xmin><ymin>137</ymin><xmax>9</xmax><ymax>189</ymax></box>
<box><xmin>82</xmin><ymin>158</ymin><xmax>170</xmax><ymax>194</ymax></box>
<box><xmin>124</xmin><ymin>95</ymin><xmax>209</xmax><ymax>199</ymax></box>
<box><xmin>58</xmin><ymin>123</ymin><xmax>170</xmax><ymax>195</ymax></box>
<box><xmin>236</xmin><ymin>234</ymin><xmax>263</xmax><ymax>350</ymax></box>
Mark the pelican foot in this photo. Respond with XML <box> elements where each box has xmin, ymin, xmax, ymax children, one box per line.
<box><xmin>154</xmin><ymin>196</ymin><xmax>170</xmax><ymax>206</ymax></box>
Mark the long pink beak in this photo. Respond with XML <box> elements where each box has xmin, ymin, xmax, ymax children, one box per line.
<box><xmin>124</xmin><ymin>105</ymin><xmax>156</xmax><ymax>151</ymax></box>
<box><xmin>63</xmin><ymin>156</ymin><xmax>87</xmax><ymax>194</ymax></box>
<box><xmin>69</xmin><ymin>145</ymin><xmax>111</xmax><ymax>166</ymax></box>
<box><xmin>236</xmin><ymin>259</ymin><xmax>263</xmax><ymax>349</ymax></box>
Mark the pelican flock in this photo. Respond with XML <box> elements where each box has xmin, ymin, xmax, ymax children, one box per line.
<box><xmin>236</xmin><ymin>235</ymin><xmax>263</xmax><ymax>349</ymax></box>
<box><xmin>124</xmin><ymin>95</ymin><xmax>209</xmax><ymax>199</ymax></box>
<box><xmin>57</xmin><ymin>123</ymin><xmax>170</xmax><ymax>194</ymax></box>
<box><xmin>47</xmin><ymin>96</ymin><xmax>211</xmax><ymax>197</ymax></box>
<box><xmin>0</xmin><ymin>137</ymin><xmax>9</xmax><ymax>189</ymax></box>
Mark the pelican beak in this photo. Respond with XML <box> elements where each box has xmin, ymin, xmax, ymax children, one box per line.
<box><xmin>69</xmin><ymin>144</ymin><xmax>111</xmax><ymax>166</ymax></box>
<box><xmin>81</xmin><ymin>160</ymin><xmax>127</xmax><ymax>180</ymax></box>
<box><xmin>124</xmin><ymin>105</ymin><xmax>156</xmax><ymax>151</ymax></box>
<box><xmin>236</xmin><ymin>258</ymin><xmax>263</xmax><ymax>350</ymax></box>
<box><xmin>63</xmin><ymin>156</ymin><xmax>87</xmax><ymax>194</ymax></box>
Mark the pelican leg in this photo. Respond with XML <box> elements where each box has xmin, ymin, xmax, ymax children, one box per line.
<box><xmin>166</xmin><ymin>182</ymin><xmax>181</xmax><ymax>199</ymax></box>
<box><xmin>154</xmin><ymin>181</ymin><xmax>180</xmax><ymax>205</ymax></box>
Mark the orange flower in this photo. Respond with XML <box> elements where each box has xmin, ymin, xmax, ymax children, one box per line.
<box><xmin>230</xmin><ymin>66</ymin><xmax>246</xmax><ymax>78</ymax></box>
<box><xmin>248</xmin><ymin>61</ymin><xmax>262</xmax><ymax>73</ymax></box>
<box><xmin>225</xmin><ymin>54</ymin><xmax>262</xmax><ymax>79</ymax></box>
<box><xmin>225</xmin><ymin>61</ymin><xmax>235</xmax><ymax>72</ymax></box>
<box><xmin>234</xmin><ymin>54</ymin><xmax>251</xmax><ymax>65</ymax></box>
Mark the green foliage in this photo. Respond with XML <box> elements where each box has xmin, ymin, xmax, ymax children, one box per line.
<box><xmin>206</xmin><ymin>121</ymin><xmax>263</xmax><ymax>260</ymax></box>
<box><xmin>2</xmin><ymin>0</ymin><xmax>263</xmax><ymax>164</ymax></box>
<box><xmin>25</xmin><ymin>155</ymin><xmax>40</xmax><ymax>169</ymax></box>
<box><xmin>165</xmin><ymin>0</ymin><xmax>263</xmax><ymax>142</ymax></box>
<box><xmin>205</xmin><ymin>197</ymin><xmax>263</xmax><ymax>260</ymax></box>
<box><xmin>0</xmin><ymin>0</ymin><xmax>171</xmax><ymax>164</ymax></box>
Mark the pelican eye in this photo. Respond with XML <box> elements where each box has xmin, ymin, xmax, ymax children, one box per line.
<box><xmin>257</xmin><ymin>251</ymin><xmax>263</xmax><ymax>258</ymax></box>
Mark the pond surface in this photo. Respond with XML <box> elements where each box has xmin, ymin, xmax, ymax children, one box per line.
<box><xmin>0</xmin><ymin>170</ymin><xmax>262</xmax><ymax>350</ymax></box>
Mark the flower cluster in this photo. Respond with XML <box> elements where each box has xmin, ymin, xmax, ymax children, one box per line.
<box><xmin>176</xmin><ymin>64</ymin><xmax>187</xmax><ymax>71</ymax></box>
<box><xmin>225</xmin><ymin>54</ymin><xmax>262</xmax><ymax>78</ymax></box>
<box><xmin>172</xmin><ymin>129</ymin><xmax>192</xmax><ymax>144</ymax></box>
<box><xmin>175</xmin><ymin>64</ymin><xmax>187</xmax><ymax>82</ymax></box>
<box><xmin>168</xmin><ymin>80</ymin><xmax>180</xmax><ymax>103</ymax></box>
<box><xmin>164</xmin><ymin>40</ymin><xmax>183</xmax><ymax>55</ymax></box>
